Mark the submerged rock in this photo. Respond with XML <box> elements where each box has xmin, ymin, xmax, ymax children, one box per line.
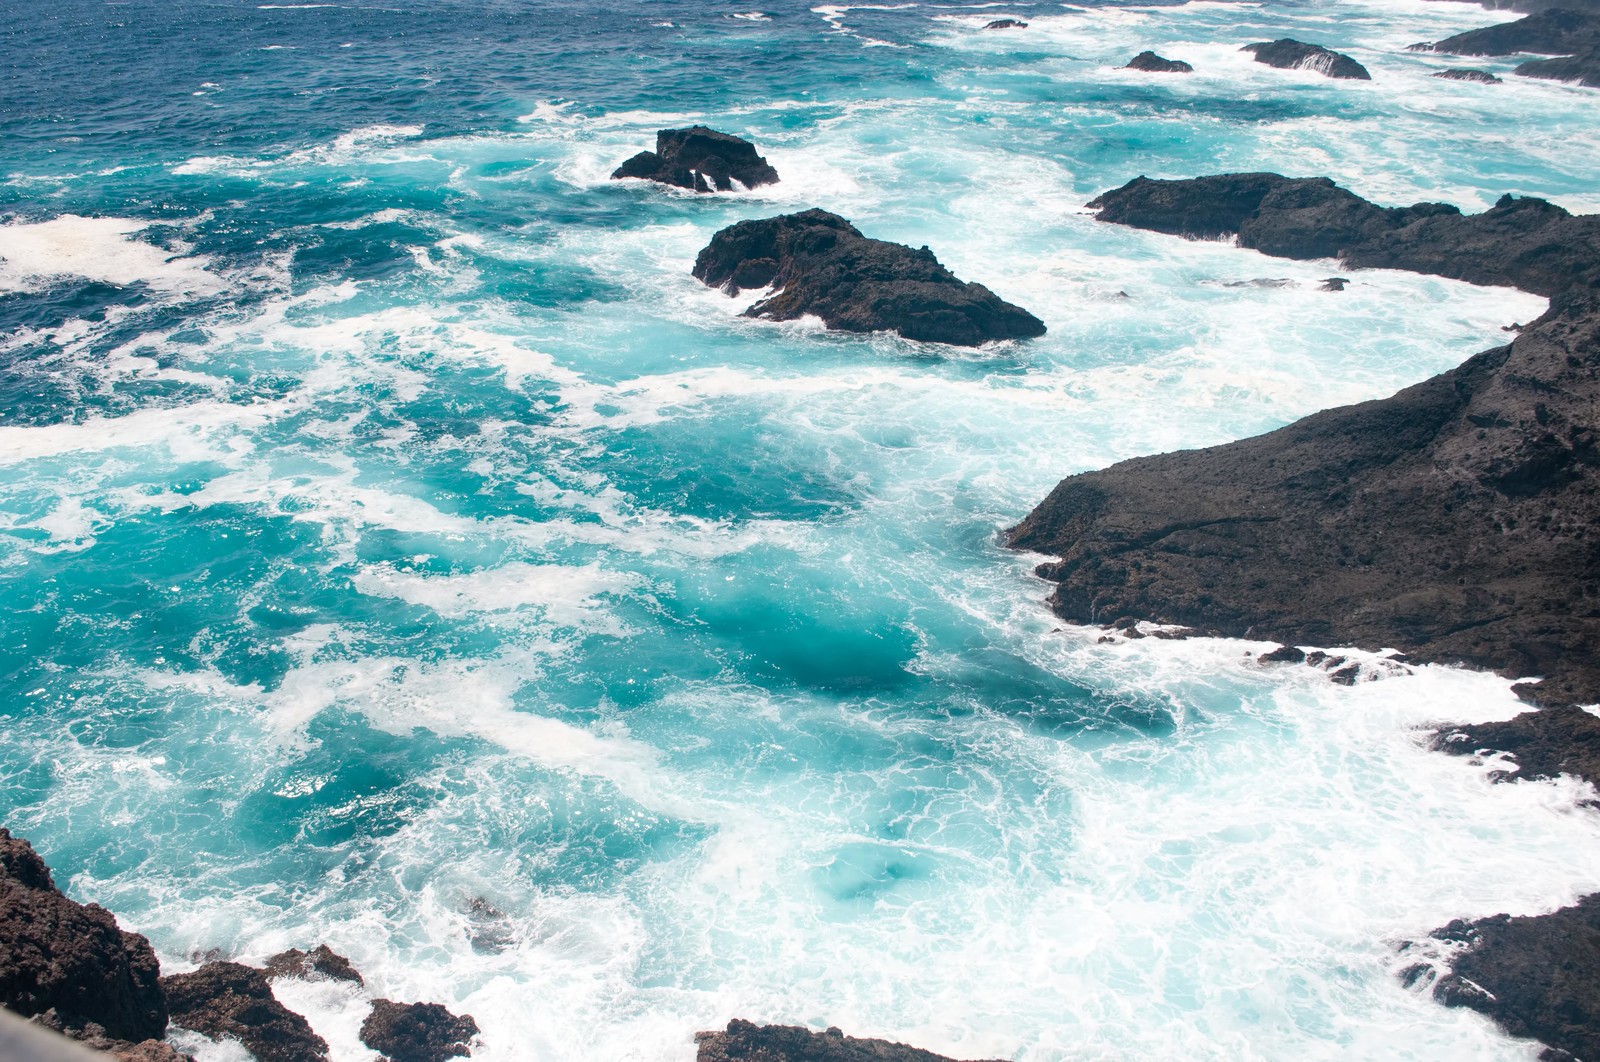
<box><xmin>0</xmin><ymin>829</ymin><xmax>168</xmax><ymax>1045</ymax></box>
<box><xmin>983</xmin><ymin>18</ymin><xmax>1027</xmax><ymax>29</ymax></box>
<box><xmin>1416</xmin><ymin>897</ymin><xmax>1600</xmax><ymax>1061</ymax></box>
<box><xmin>695</xmin><ymin>1019</ymin><xmax>1007</xmax><ymax>1061</ymax></box>
<box><xmin>692</xmin><ymin>208</ymin><xmax>1046</xmax><ymax>346</ymax></box>
<box><xmin>1123</xmin><ymin>50</ymin><xmax>1193</xmax><ymax>72</ymax></box>
<box><xmin>1431</xmin><ymin>67</ymin><xmax>1505</xmax><ymax>81</ymax></box>
<box><xmin>1242</xmin><ymin>39</ymin><xmax>1371</xmax><ymax>79</ymax></box>
<box><xmin>360</xmin><ymin>999</ymin><xmax>478</xmax><ymax>1062</ymax></box>
<box><xmin>162</xmin><ymin>963</ymin><xmax>328</xmax><ymax>1062</ymax></box>
<box><xmin>262</xmin><ymin>945</ymin><xmax>364</xmax><ymax>986</ymax></box>
<box><xmin>612</xmin><ymin>126</ymin><xmax>780</xmax><ymax>193</ymax></box>
<box><xmin>1432</xmin><ymin>704</ymin><xmax>1600</xmax><ymax>785</ymax></box>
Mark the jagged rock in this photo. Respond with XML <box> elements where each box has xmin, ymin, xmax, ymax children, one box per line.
<box><xmin>1424</xmin><ymin>8</ymin><xmax>1600</xmax><ymax>55</ymax></box>
<box><xmin>612</xmin><ymin>126</ymin><xmax>779</xmax><ymax>193</ymax></box>
<box><xmin>1258</xmin><ymin>645</ymin><xmax>1308</xmax><ymax>665</ymax></box>
<box><xmin>262</xmin><ymin>945</ymin><xmax>363</xmax><ymax>986</ymax></box>
<box><xmin>51</xmin><ymin>1021</ymin><xmax>194</xmax><ymax>1062</ymax></box>
<box><xmin>1123</xmin><ymin>50</ymin><xmax>1193</xmax><ymax>72</ymax></box>
<box><xmin>1432</xmin><ymin>705</ymin><xmax>1600</xmax><ymax>785</ymax></box>
<box><xmin>1320</xmin><ymin>276</ymin><xmax>1350</xmax><ymax>291</ymax></box>
<box><xmin>1418</xmin><ymin>896</ymin><xmax>1600</xmax><ymax>1061</ymax></box>
<box><xmin>360</xmin><ymin>999</ymin><xmax>478</xmax><ymax>1062</ymax></box>
<box><xmin>162</xmin><ymin>963</ymin><xmax>328</xmax><ymax>1062</ymax></box>
<box><xmin>1242</xmin><ymin>39</ymin><xmax>1371</xmax><ymax>79</ymax></box>
<box><xmin>1516</xmin><ymin>48</ymin><xmax>1600</xmax><ymax>84</ymax></box>
<box><xmin>694</xmin><ymin>1019</ymin><xmax>1006</xmax><ymax>1061</ymax></box>
<box><xmin>1432</xmin><ymin>67</ymin><xmax>1505</xmax><ymax>81</ymax></box>
<box><xmin>0</xmin><ymin>830</ymin><xmax>168</xmax><ymax>1044</ymax></box>
<box><xmin>1015</xmin><ymin>175</ymin><xmax>1600</xmax><ymax>709</ymax></box>
<box><xmin>692</xmin><ymin>209</ymin><xmax>1046</xmax><ymax>346</ymax></box>
<box><xmin>983</xmin><ymin>18</ymin><xmax>1027</xmax><ymax>29</ymax></box>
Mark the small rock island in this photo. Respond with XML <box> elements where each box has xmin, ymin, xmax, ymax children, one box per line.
<box><xmin>613</xmin><ymin>126</ymin><xmax>780</xmax><ymax>193</ymax></box>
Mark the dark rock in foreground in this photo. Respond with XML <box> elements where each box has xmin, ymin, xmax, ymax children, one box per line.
<box><xmin>262</xmin><ymin>945</ymin><xmax>364</xmax><ymax>986</ymax></box>
<box><xmin>360</xmin><ymin>999</ymin><xmax>478</xmax><ymax>1062</ymax></box>
<box><xmin>1123</xmin><ymin>50</ymin><xmax>1193</xmax><ymax>72</ymax></box>
<box><xmin>1243</xmin><ymin>39</ymin><xmax>1371</xmax><ymax>79</ymax></box>
<box><xmin>1417</xmin><ymin>896</ymin><xmax>1600</xmax><ymax>1061</ymax></box>
<box><xmin>0</xmin><ymin>829</ymin><xmax>168</xmax><ymax>1045</ymax></box>
<box><xmin>693</xmin><ymin>209</ymin><xmax>1046</xmax><ymax>347</ymax></box>
<box><xmin>983</xmin><ymin>18</ymin><xmax>1027</xmax><ymax>29</ymax></box>
<box><xmin>612</xmin><ymin>126</ymin><xmax>779</xmax><ymax>193</ymax></box>
<box><xmin>1516</xmin><ymin>48</ymin><xmax>1600</xmax><ymax>84</ymax></box>
<box><xmin>695</xmin><ymin>1020</ymin><xmax>1006</xmax><ymax>1062</ymax></box>
<box><xmin>1423</xmin><ymin>8</ymin><xmax>1600</xmax><ymax>55</ymax></box>
<box><xmin>1432</xmin><ymin>67</ymin><xmax>1505</xmax><ymax>81</ymax></box>
<box><xmin>162</xmin><ymin>963</ymin><xmax>328</xmax><ymax>1062</ymax></box>
<box><xmin>1433</xmin><ymin>705</ymin><xmax>1600</xmax><ymax>785</ymax></box>
<box><xmin>1014</xmin><ymin>175</ymin><xmax>1600</xmax><ymax>709</ymax></box>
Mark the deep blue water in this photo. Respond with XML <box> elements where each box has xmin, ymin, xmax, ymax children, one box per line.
<box><xmin>4</xmin><ymin>1</ymin><xmax>1600</xmax><ymax>1058</ymax></box>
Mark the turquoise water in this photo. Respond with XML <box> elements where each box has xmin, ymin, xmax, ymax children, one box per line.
<box><xmin>4</xmin><ymin>1</ymin><xmax>1600</xmax><ymax>1058</ymax></box>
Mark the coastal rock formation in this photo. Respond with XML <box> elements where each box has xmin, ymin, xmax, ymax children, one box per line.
<box><xmin>983</xmin><ymin>18</ymin><xmax>1027</xmax><ymax>29</ymax></box>
<box><xmin>1123</xmin><ymin>51</ymin><xmax>1193</xmax><ymax>72</ymax></box>
<box><xmin>1432</xmin><ymin>67</ymin><xmax>1505</xmax><ymax>81</ymax></box>
<box><xmin>0</xmin><ymin>829</ymin><xmax>168</xmax><ymax>1045</ymax></box>
<box><xmin>693</xmin><ymin>209</ymin><xmax>1046</xmax><ymax>346</ymax></box>
<box><xmin>1516</xmin><ymin>49</ymin><xmax>1600</xmax><ymax>84</ymax></box>
<box><xmin>1421</xmin><ymin>8</ymin><xmax>1600</xmax><ymax>55</ymax></box>
<box><xmin>1416</xmin><ymin>896</ymin><xmax>1600</xmax><ymax>1061</ymax></box>
<box><xmin>1242</xmin><ymin>39</ymin><xmax>1371</xmax><ymax>79</ymax></box>
<box><xmin>262</xmin><ymin>945</ymin><xmax>364</xmax><ymax>985</ymax></box>
<box><xmin>1012</xmin><ymin>175</ymin><xmax>1600</xmax><ymax>708</ymax></box>
<box><xmin>162</xmin><ymin>963</ymin><xmax>328</xmax><ymax>1062</ymax></box>
<box><xmin>612</xmin><ymin>127</ymin><xmax>780</xmax><ymax>193</ymax></box>
<box><xmin>1433</xmin><ymin>704</ymin><xmax>1600</xmax><ymax>785</ymax></box>
<box><xmin>360</xmin><ymin>999</ymin><xmax>479</xmax><ymax>1062</ymax></box>
<box><xmin>694</xmin><ymin>1020</ymin><xmax>1006</xmax><ymax>1061</ymax></box>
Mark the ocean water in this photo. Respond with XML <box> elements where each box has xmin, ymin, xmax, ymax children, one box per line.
<box><xmin>4</xmin><ymin>0</ymin><xmax>1600</xmax><ymax>1058</ymax></box>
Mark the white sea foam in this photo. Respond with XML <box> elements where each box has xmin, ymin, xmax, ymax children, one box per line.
<box><xmin>350</xmin><ymin>561</ymin><xmax>646</xmax><ymax>631</ymax></box>
<box><xmin>0</xmin><ymin>215</ymin><xmax>225</xmax><ymax>296</ymax></box>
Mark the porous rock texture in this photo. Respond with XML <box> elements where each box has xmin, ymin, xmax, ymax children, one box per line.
<box><xmin>360</xmin><ymin>998</ymin><xmax>479</xmax><ymax>1062</ymax></box>
<box><xmin>612</xmin><ymin>126</ymin><xmax>779</xmax><ymax>193</ymax></box>
<box><xmin>694</xmin><ymin>1020</ymin><xmax>1007</xmax><ymax>1062</ymax></box>
<box><xmin>693</xmin><ymin>209</ymin><xmax>1046</xmax><ymax>347</ymax></box>
<box><xmin>162</xmin><ymin>962</ymin><xmax>329</xmax><ymax>1062</ymax></box>
<box><xmin>1242</xmin><ymin>39</ymin><xmax>1371</xmax><ymax>79</ymax></box>
<box><xmin>262</xmin><ymin>944</ymin><xmax>364</xmax><ymax>985</ymax></box>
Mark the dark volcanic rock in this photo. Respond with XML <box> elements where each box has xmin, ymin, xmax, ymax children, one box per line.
<box><xmin>360</xmin><ymin>999</ymin><xmax>478</xmax><ymax>1062</ymax></box>
<box><xmin>162</xmin><ymin>963</ymin><xmax>328</xmax><ymax>1062</ymax></box>
<box><xmin>692</xmin><ymin>209</ymin><xmax>1046</xmax><ymax>347</ymax></box>
<box><xmin>694</xmin><ymin>1019</ymin><xmax>1006</xmax><ymax>1062</ymax></box>
<box><xmin>1425</xmin><ymin>8</ymin><xmax>1600</xmax><ymax>55</ymax></box>
<box><xmin>612</xmin><ymin>126</ymin><xmax>779</xmax><ymax>193</ymax></box>
<box><xmin>1242</xmin><ymin>39</ymin><xmax>1371</xmax><ymax>79</ymax></box>
<box><xmin>983</xmin><ymin>18</ymin><xmax>1027</xmax><ymax>29</ymax></box>
<box><xmin>1517</xmin><ymin>47</ymin><xmax>1600</xmax><ymax>83</ymax></box>
<box><xmin>1420</xmin><ymin>896</ymin><xmax>1600</xmax><ymax>1061</ymax></box>
<box><xmin>1123</xmin><ymin>50</ymin><xmax>1193</xmax><ymax>72</ymax></box>
<box><xmin>1433</xmin><ymin>705</ymin><xmax>1600</xmax><ymax>785</ymax></box>
<box><xmin>262</xmin><ymin>945</ymin><xmax>363</xmax><ymax>986</ymax></box>
<box><xmin>0</xmin><ymin>829</ymin><xmax>168</xmax><ymax>1043</ymax></box>
<box><xmin>59</xmin><ymin>1023</ymin><xmax>194</xmax><ymax>1062</ymax></box>
<box><xmin>1432</xmin><ymin>67</ymin><xmax>1505</xmax><ymax>81</ymax></box>
<box><xmin>1009</xmin><ymin>267</ymin><xmax>1600</xmax><ymax>707</ymax></box>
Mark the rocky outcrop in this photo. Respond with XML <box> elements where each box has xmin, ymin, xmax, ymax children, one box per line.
<box><xmin>1516</xmin><ymin>49</ymin><xmax>1600</xmax><ymax>84</ymax></box>
<box><xmin>1408</xmin><ymin>896</ymin><xmax>1600</xmax><ymax>1061</ymax></box>
<box><xmin>1242</xmin><ymin>39</ymin><xmax>1371</xmax><ymax>79</ymax></box>
<box><xmin>612</xmin><ymin>127</ymin><xmax>779</xmax><ymax>193</ymax></box>
<box><xmin>0</xmin><ymin>830</ymin><xmax>168</xmax><ymax>1046</ymax></box>
<box><xmin>1123</xmin><ymin>51</ymin><xmax>1193</xmax><ymax>72</ymax></box>
<box><xmin>694</xmin><ymin>1020</ymin><xmax>1006</xmax><ymax>1062</ymax></box>
<box><xmin>360</xmin><ymin>999</ymin><xmax>478</xmax><ymax>1062</ymax></box>
<box><xmin>1013</xmin><ymin>175</ymin><xmax>1600</xmax><ymax>709</ymax></box>
<box><xmin>1421</xmin><ymin>8</ymin><xmax>1600</xmax><ymax>55</ymax></box>
<box><xmin>162</xmin><ymin>963</ymin><xmax>328</xmax><ymax>1062</ymax></box>
<box><xmin>983</xmin><ymin>18</ymin><xmax>1027</xmax><ymax>29</ymax></box>
<box><xmin>1433</xmin><ymin>705</ymin><xmax>1600</xmax><ymax>785</ymax></box>
<box><xmin>262</xmin><ymin>945</ymin><xmax>363</xmax><ymax>986</ymax></box>
<box><xmin>693</xmin><ymin>209</ymin><xmax>1046</xmax><ymax>346</ymax></box>
<box><xmin>1432</xmin><ymin>67</ymin><xmax>1505</xmax><ymax>81</ymax></box>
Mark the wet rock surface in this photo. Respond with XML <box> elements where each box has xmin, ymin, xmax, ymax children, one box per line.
<box><xmin>262</xmin><ymin>945</ymin><xmax>364</xmax><ymax>985</ymax></box>
<box><xmin>983</xmin><ymin>18</ymin><xmax>1027</xmax><ymax>29</ymax></box>
<box><xmin>612</xmin><ymin>126</ymin><xmax>780</xmax><ymax>193</ymax></box>
<box><xmin>1242</xmin><ymin>39</ymin><xmax>1371</xmax><ymax>78</ymax></box>
<box><xmin>1516</xmin><ymin>49</ymin><xmax>1600</xmax><ymax>84</ymax></box>
<box><xmin>162</xmin><ymin>962</ymin><xmax>328</xmax><ymax>1062</ymax></box>
<box><xmin>695</xmin><ymin>1020</ymin><xmax>1007</xmax><ymax>1062</ymax></box>
<box><xmin>360</xmin><ymin>999</ymin><xmax>479</xmax><ymax>1062</ymax></box>
<box><xmin>1433</xmin><ymin>705</ymin><xmax>1600</xmax><ymax>785</ymax></box>
<box><xmin>1123</xmin><ymin>50</ymin><xmax>1193</xmax><ymax>72</ymax></box>
<box><xmin>693</xmin><ymin>208</ymin><xmax>1046</xmax><ymax>346</ymax></box>
<box><xmin>0</xmin><ymin>829</ymin><xmax>168</xmax><ymax>1044</ymax></box>
<box><xmin>1422</xmin><ymin>7</ymin><xmax>1600</xmax><ymax>55</ymax></box>
<box><xmin>1432</xmin><ymin>67</ymin><xmax>1505</xmax><ymax>81</ymax></box>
